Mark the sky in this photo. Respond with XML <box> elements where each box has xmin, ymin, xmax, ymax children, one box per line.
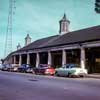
<box><xmin>0</xmin><ymin>0</ymin><xmax>100</xmax><ymax>59</ymax></box>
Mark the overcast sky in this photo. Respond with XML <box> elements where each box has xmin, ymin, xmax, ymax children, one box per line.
<box><xmin>0</xmin><ymin>0</ymin><xmax>100</xmax><ymax>58</ymax></box>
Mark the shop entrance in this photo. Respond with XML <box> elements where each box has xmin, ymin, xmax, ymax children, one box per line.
<box><xmin>22</xmin><ymin>54</ymin><xmax>27</xmax><ymax>64</ymax></box>
<box><xmin>51</xmin><ymin>51</ymin><xmax>62</xmax><ymax>68</ymax></box>
<box><xmin>86</xmin><ymin>47</ymin><xmax>100</xmax><ymax>73</ymax></box>
<box><xmin>66</xmin><ymin>49</ymin><xmax>80</xmax><ymax>65</ymax></box>
<box><xmin>39</xmin><ymin>52</ymin><xmax>48</xmax><ymax>64</ymax></box>
<box><xmin>30</xmin><ymin>53</ymin><xmax>36</xmax><ymax>67</ymax></box>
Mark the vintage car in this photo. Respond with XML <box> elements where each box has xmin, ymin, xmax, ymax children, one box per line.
<box><xmin>8</xmin><ymin>64</ymin><xmax>19</xmax><ymax>72</ymax></box>
<box><xmin>18</xmin><ymin>64</ymin><xmax>34</xmax><ymax>73</ymax></box>
<box><xmin>55</xmin><ymin>64</ymin><xmax>87</xmax><ymax>77</ymax></box>
<box><xmin>33</xmin><ymin>64</ymin><xmax>55</xmax><ymax>75</ymax></box>
<box><xmin>0</xmin><ymin>64</ymin><xmax>4</xmax><ymax>70</ymax></box>
<box><xmin>18</xmin><ymin>64</ymin><xmax>30</xmax><ymax>72</ymax></box>
<box><xmin>1</xmin><ymin>64</ymin><xmax>11</xmax><ymax>71</ymax></box>
<box><xmin>25</xmin><ymin>67</ymin><xmax>34</xmax><ymax>73</ymax></box>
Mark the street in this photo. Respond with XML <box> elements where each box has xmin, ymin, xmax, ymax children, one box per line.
<box><xmin>0</xmin><ymin>71</ymin><xmax>100</xmax><ymax>100</ymax></box>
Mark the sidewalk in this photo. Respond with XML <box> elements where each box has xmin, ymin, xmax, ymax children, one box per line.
<box><xmin>86</xmin><ymin>73</ymin><xmax>100</xmax><ymax>79</ymax></box>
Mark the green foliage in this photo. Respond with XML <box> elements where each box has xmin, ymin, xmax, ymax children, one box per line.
<box><xmin>95</xmin><ymin>0</ymin><xmax>100</xmax><ymax>13</ymax></box>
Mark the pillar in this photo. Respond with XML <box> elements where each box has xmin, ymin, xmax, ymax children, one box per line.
<box><xmin>27</xmin><ymin>53</ymin><xmax>30</xmax><ymax>65</ymax></box>
<box><xmin>48</xmin><ymin>51</ymin><xmax>52</xmax><ymax>65</ymax></box>
<box><xmin>19</xmin><ymin>54</ymin><xmax>22</xmax><ymax>66</ymax></box>
<box><xmin>62</xmin><ymin>49</ymin><xmax>66</xmax><ymax>66</ymax></box>
<box><xmin>36</xmin><ymin>53</ymin><xmax>40</xmax><ymax>67</ymax></box>
<box><xmin>80</xmin><ymin>47</ymin><xmax>85</xmax><ymax>69</ymax></box>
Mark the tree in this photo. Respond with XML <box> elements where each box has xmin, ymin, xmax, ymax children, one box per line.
<box><xmin>95</xmin><ymin>0</ymin><xmax>100</xmax><ymax>13</ymax></box>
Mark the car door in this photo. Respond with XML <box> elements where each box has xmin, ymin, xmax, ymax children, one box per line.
<box><xmin>56</xmin><ymin>67</ymin><xmax>63</xmax><ymax>76</ymax></box>
<box><xmin>62</xmin><ymin>65</ymin><xmax>70</xmax><ymax>76</ymax></box>
<box><xmin>59</xmin><ymin>66</ymin><xmax>67</xmax><ymax>76</ymax></box>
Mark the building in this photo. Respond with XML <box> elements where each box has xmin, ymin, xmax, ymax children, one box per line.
<box><xmin>4</xmin><ymin>14</ymin><xmax>100</xmax><ymax>73</ymax></box>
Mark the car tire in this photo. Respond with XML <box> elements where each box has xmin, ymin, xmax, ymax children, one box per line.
<box><xmin>34</xmin><ymin>72</ymin><xmax>37</xmax><ymax>75</ymax></box>
<box><xmin>81</xmin><ymin>74</ymin><xmax>86</xmax><ymax>78</ymax></box>
<box><xmin>67</xmin><ymin>73</ymin><xmax>71</xmax><ymax>77</ymax></box>
<box><xmin>32</xmin><ymin>71</ymin><xmax>35</xmax><ymax>74</ymax></box>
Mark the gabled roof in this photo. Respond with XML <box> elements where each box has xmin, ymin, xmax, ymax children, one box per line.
<box><xmin>39</xmin><ymin>25</ymin><xmax>100</xmax><ymax>48</ymax></box>
<box><xmin>13</xmin><ymin>25</ymin><xmax>100</xmax><ymax>53</ymax></box>
<box><xmin>17</xmin><ymin>35</ymin><xmax>59</xmax><ymax>51</ymax></box>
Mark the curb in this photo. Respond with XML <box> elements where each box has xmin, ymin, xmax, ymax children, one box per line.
<box><xmin>86</xmin><ymin>75</ymin><xmax>100</xmax><ymax>79</ymax></box>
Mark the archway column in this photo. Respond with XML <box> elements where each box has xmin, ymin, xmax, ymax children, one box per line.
<box><xmin>80</xmin><ymin>47</ymin><xmax>85</xmax><ymax>69</ymax></box>
<box><xmin>62</xmin><ymin>49</ymin><xmax>66</xmax><ymax>66</ymax></box>
<box><xmin>48</xmin><ymin>51</ymin><xmax>52</xmax><ymax>65</ymax></box>
<box><xmin>27</xmin><ymin>53</ymin><xmax>30</xmax><ymax>65</ymax></box>
<box><xmin>19</xmin><ymin>54</ymin><xmax>22</xmax><ymax>66</ymax></box>
<box><xmin>36</xmin><ymin>53</ymin><xmax>40</xmax><ymax>67</ymax></box>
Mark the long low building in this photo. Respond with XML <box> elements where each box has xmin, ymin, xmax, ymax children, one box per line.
<box><xmin>4</xmin><ymin>14</ymin><xmax>100</xmax><ymax>73</ymax></box>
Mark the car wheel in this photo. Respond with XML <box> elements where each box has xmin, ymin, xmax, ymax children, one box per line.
<box><xmin>80</xmin><ymin>74</ymin><xmax>86</xmax><ymax>78</ymax></box>
<box><xmin>67</xmin><ymin>73</ymin><xmax>71</xmax><ymax>77</ymax></box>
<box><xmin>32</xmin><ymin>71</ymin><xmax>35</xmax><ymax>74</ymax></box>
<box><xmin>34</xmin><ymin>72</ymin><xmax>37</xmax><ymax>75</ymax></box>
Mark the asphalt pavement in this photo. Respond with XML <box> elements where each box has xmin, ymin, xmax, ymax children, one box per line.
<box><xmin>0</xmin><ymin>71</ymin><xmax>100</xmax><ymax>100</ymax></box>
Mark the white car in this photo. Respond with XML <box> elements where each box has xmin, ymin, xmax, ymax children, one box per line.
<box><xmin>9</xmin><ymin>64</ymin><xmax>19</xmax><ymax>72</ymax></box>
<box><xmin>0</xmin><ymin>64</ymin><xmax>4</xmax><ymax>70</ymax></box>
<box><xmin>55</xmin><ymin>64</ymin><xmax>87</xmax><ymax>77</ymax></box>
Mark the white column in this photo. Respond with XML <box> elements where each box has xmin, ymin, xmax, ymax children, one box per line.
<box><xmin>19</xmin><ymin>55</ymin><xmax>22</xmax><ymax>66</ymax></box>
<box><xmin>80</xmin><ymin>47</ymin><xmax>85</xmax><ymax>69</ymax></box>
<box><xmin>36</xmin><ymin>53</ymin><xmax>40</xmax><ymax>67</ymax></box>
<box><xmin>14</xmin><ymin>56</ymin><xmax>16</xmax><ymax>64</ymax></box>
<box><xmin>27</xmin><ymin>53</ymin><xmax>30</xmax><ymax>65</ymax></box>
<box><xmin>62</xmin><ymin>49</ymin><xmax>66</xmax><ymax>66</ymax></box>
<box><xmin>48</xmin><ymin>51</ymin><xmax>52</xmax><ymax>65</ymax></box>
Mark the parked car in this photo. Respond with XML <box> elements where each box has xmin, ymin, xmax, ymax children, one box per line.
<box><xmin>1</xmin><ymin>64</ymin><xmax>11</xmax><ymax>71</ymax></box>
<box><xmin>55</xmin><ymin>64</ymin><xmax>87</xmax><ymax>77</ymax></box>
<box><xmin>9</xmin><ymin>64</ymin><xmax>19</xmax><ymax>72</ymax></box>
<box><xmin>26</xmin><ymin>67</ymin><xmax>34</xmax><ymax>73</ymax></box>
<box><xmin>18</xmin><ymin>64</ymin><xmax>33</xmax><ymax>73</ymax></box>
<box><xmin>0</xmin><ymin>64</ymin><xmax>4</xmax><ymax>70</ymax></box>
<box><xmin>33</xmin><ymin>64</ymin><xmax>55</xmax><ymax>75</ymax></box>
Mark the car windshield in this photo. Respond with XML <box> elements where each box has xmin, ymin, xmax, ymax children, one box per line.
<box><xmin>21</xmin><ymin>64</ymin><xmax>30</xmax><ymax>68</ymax></box>
<box><xmin>39</xmin><ymin>64</ymin><xmax>47</xmax><ymax>68</ymax></box>
<box><xmin>64</xmin><ymin>64</ymin><xmax>80</xmax><ymax>68</ymax></box>
<box><xmin>3</xmin><ymin>64</ymin><xmax>11</xmax><ymax>68</ymax></box>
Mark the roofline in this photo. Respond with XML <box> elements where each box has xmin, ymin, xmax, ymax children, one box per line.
<box><xmin>15</xmin><ymin>39</ymin><xmax>100</xmax><ymax>52</ymax></box>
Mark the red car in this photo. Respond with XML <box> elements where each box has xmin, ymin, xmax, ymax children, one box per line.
<box><xmin>33</xmin><ymin>64</ymin><xmax>55</xmax><ymax>75</ymax></box>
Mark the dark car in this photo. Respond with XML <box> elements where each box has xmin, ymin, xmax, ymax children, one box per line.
<box><xmin>18</xmin><ymin>64</ymin><xmax>29</xmax><ymax>73</ymax></box>
<box><xmin>18</xmin><ymin>64</ymin><xmax>33</xmax><ymax>73</ymax></box>
<box><xmin>26</xmin><ymin>67</ymin><xmax>34</xmax><ymax>73</ymax></box>
<box><xmin>33</xmin><ymin>64</ymin><xmax>55</xmax><ymax>75</ymax></box>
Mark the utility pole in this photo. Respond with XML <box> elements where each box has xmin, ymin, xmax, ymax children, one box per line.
<box><xmin>4</xmin><ymin>0</ymin><xmax>16</xmax><ymax>57</ymax></box>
